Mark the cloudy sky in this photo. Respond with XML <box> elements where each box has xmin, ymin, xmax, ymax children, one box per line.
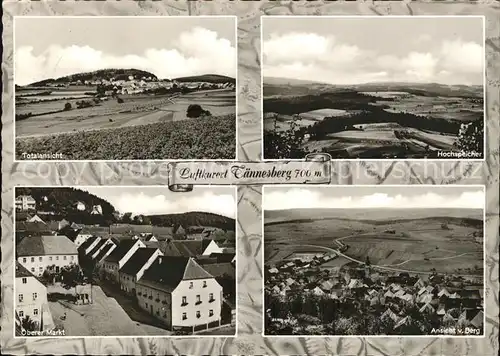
<box><xmin>263</xmin><ymin>186</ymin><xmax>484</xmax><ymax>210</ymax></box>
<box><xmin>15</xmin><ymin>16</ymin><xmax>236</xmax><ymax>85</ymax></box>
<box><xmin>81</xmin><ymin>186</ymin><xmax>236</xmax><ymax>218</ymax></box>
<box><xmin>263</xmin><ymin>17</ymin><xmax>484</xmax><ymax>85</ymax></box>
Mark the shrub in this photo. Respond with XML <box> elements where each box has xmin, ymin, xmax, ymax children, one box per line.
<box><xmin>15</xmin><ymin>112</ymin><xmax>33</xmax><ymax>121</ymax></box>
<box><xmin>187</xmin><ymin>104</ymin><xmax>203</xmax><ymax>118</ymax></box>
<box><xmin>117</xmin><ymin>97</ymin><xmax>124</xmax><ymax>104</ymax></box>
<box><xmin>64</xmin><ymin>102</ymin><xmax>72</xmax><ymax>111</ymax></box>
<box><xmin>264</xmin><ymin>119</ymin><xmax>309</xmax><ymax>159</ymax></box>
<box><xmin>76</xmin><ymin>100</ymin><xmax>92</xmax><ymax>109</ymax></box>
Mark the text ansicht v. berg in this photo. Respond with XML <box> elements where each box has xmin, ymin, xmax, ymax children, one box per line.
<box><xmin>178</xmin><ymin>165</ymin><xmax>294</xmax><ymax>181</ymax></box>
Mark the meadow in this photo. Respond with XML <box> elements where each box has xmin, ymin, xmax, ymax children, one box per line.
<box><xmin>16</xmin><ymin>88</ymin><xmax>235</xmax><ymax>137</ymax></box>
<box><xmin>264</xmin><ymin>208</ymin><xmax>483</xmax><ymax>275</ymax></box>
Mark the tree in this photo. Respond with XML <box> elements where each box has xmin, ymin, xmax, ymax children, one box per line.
<box><xmin>21</xmin><ymin>315</ymin><xmax>38</xmax><ymax>333</ymax></box>
<box><xmin>365</xmin><ymin>256</ymin><xmax>371</xmax><ymax>266</ymax></box>
<box><xmin>186</xmin><ymin>104</ymin><xmax>211</xmax><ymax>118</ymax></box>
<box><xmin>264</xmin><ymin>119</ymin><xmax>308</xmax><ymax>159</ymax></box>
<box><xmin>141</xmin><ymin>215</ymin><xmax>152</xmax><ymax>225</ymax></box>
<box><xmin>455</xmin><ymin>120</ymin><xmax>483</xmax><ymax>154</ymax></box>
<box><xmin>121</xmin><ymin>212</ymin><xmax>133</xmax><ymax>224</ymax></box>
<box><xmin>186</xmin><ymin>104</ymin><xmax>203</xmax><ymax>118</ymax></box>
<box><xmin>96</xmin><ymin>84</ymin><xmax>106</xmax><ymax>96</ymax></box>
<box><xmin>117</xmin><ymin>97</ymin><xmax>124</xmax><ymax>103</ymax></box>
<box><xmin>60</xmin><ymin>264</ymin><xmax>84</xmax><ymax>292</ymax></box>
<box><xmin>41</xmin><ymin>267</ymin><xmax>57</xmax><ymax>285</ymax></box>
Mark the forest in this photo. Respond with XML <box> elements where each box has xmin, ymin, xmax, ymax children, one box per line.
<box><xmin>16</xmin><ymin>187</ymin><xmax>116</xmax><ymax>225</ymax></box>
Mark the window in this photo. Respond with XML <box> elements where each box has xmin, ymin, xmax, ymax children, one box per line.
<box><xmin>18</xmin><ymin>294</ymin><xmax>23</xmax><ymax>302</ymax></box>
<box><xmin>49</xmin><ymin>256</ymin><xmax>53</xmax><ymax>261</ymax></box>
<box><xmin>31</xmin><ymin>268</ymin><xmax>35</xmax><ymax>273</ymax></box>
<box><xmin>22</xmin><ymin>278</ymin><xmax>27</xmax><ymax>284</ymax></box>
<box><xmin>31</xmin><ymin>257</ymin><xmax>34</xmax><ymax>263</ymax></box>
<box><xmin>182</xmin><ymin>312</ymin><xmax>187</xmax><ymax>320</ymax></box>
<box><xmin>189</xmin><ymin>281</ymin><xmax>193</xmax><ymax>289</ymax></box>
<box><xmin>71</xmin><ymin>256</ymin><xmax>75</xmax><ymax>261</ymax></box>
<box><xmin>196</xmin><ymin>311</ymin><xmax>201</xmax><ymax>319</ymax></box>
<box><xmin>39</xmin><ymin>267</ymin><xmax>43</xmax><ymax>272</ymax></box>
<box><xmin>39</xmin><ymin>257</ymin><xmax>42</xmax><ymax>262</ymax></box>
<box><xmin>209</xmin><ymin>293</ymin><xmax>214</xmax><ymax>302</ymax></box>
<box><xmin>19</xmin><ymin>311</ymin><xmax>24</xmax><ymax>318</ymax></box>
<box><xmin>33</xmin><ymin>309</ymin><xmax>39</xmax><ymax>316</ymax></box>
<box><xmin>64</xmin><ymin>256</ymin><xmax>67</xmax><ymax>260</ymax></box>
<box><xmin>56</xmin><ymin>256</ymin><xmax>59</xmax><ymax>261</ymax></box>
<box><xmin>182</xmin><ymin>296</ymin><xmax>187</xmax><ymax>305</ymax></box>
<box><xmin>23</xmin><ymin>258</ymin><xmax>26</xmax><ymax>263</ymax></box>
<box><xmin>203</xmin><ymin>281</ymin><xmax>207</xmax><ymax>288</ymax></box>
<box><xmin>33</xmin><ymin>293</ymin><xmax>37</xmax><ymax>301</ymax></box>
<box><xmin>209</xmin><ymin>309</ymin><xmax>214</xmax><ymax>317</ymax></box>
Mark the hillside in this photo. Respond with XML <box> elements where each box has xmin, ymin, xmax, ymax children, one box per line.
<box><xmin>26</xmin><ymin>68</ymin><xmax>158</xmax><ymax>86</ymax></box>
<box><xmin>173</xmin><ymin>74</ymin><xmax>236</xmax><ymax>84</ymax></box>
<box><xmin>263</xmin><ymin>77</ymin><xmax>483</xmax><ymax>99</ymax></box>
<box><xmin>148</xmin><ymin>211</ymin><xmax>235</xmax><ymax>231</ymax></box>
<box><xmin>15</xmin><ymin>187</ymin><xmax>116</xmax><ymax>225</ymax></box>
<box><xmin>264</xmin><ymin>77</ymin><xmax>329</xmax><ymax>86</ymax></box>
<box><xmin>265</xmin><ymin>208</ymin><xmax>483</xmax><ymax>226</ymax></box>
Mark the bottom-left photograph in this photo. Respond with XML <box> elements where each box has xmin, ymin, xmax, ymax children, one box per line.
<box><xmin>14</xmin><ymin>186</ymin><xmax>237</xmax><ymax>337</ymax></box>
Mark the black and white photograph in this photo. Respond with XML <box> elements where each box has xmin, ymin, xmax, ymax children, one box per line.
<box><xmin>14</xmin><ymin>16</ymin><xmax>237</xmax><ymax>161</ymax></box>
<box><xmin>14</xmin><ymin>186</ymin><xmax>236</xmax><ymax>337</ymax></box>
<box><xmin>263</xmin><ymin>185</ymin><xmax>485</xmax><ymax>336</ymax></box>
<box><xmin>262</xmin><ymin>16</ymin><xmax>485</xmax><ymax>160</ymax></box>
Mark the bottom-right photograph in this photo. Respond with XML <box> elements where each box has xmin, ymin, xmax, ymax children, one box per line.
<box><xmin>263</xmin><ymin>185</ymin><xmax>485</xmax><ymax>337</ymax></box>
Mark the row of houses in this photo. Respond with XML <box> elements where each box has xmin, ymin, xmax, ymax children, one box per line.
<box><xmin>266</xmin><ymin>257</ymin><xmax>484</xmax><ymax>334</ymax></box>
<box><xmin>55</xmin><ymin>76</ymin><xmax>235</xmax><ymax>96</ymax></box>
<box><xmin>79</xmin><ymin>234</ymin><xmax>236</xmax><ymax>331</ymax></box>
<box><xmin>15</xmin><ymin>211</ymin><xmax>232</xmax><ymax>247</ymax></box>
<box><xmin>16</xmin><ymin>221</ymin><xmax>236</xmax><ymax>334</ymax></box>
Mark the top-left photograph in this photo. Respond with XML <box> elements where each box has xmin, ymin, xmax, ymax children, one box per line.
<box><xmin>14</xmin><ymin>16</ymin><xmax>237</xmax><ymax>161</ymax></box>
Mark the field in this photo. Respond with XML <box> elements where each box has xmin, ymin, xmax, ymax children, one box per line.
<box><xmin>263</xmin><ymin>78</ymin><xmax>484</xmax><ymax>159</ymax></box>
<box><xmin>302</xmin><ymin>123</ymin><xmax>458</xmax><ymax>156</ymax></box>
<box><xmin>299</xmin><ymin>108</ymin><xmax>349</xmax><ymax>120</ymax></box>
<box><xmin>264</xmin><ymin>208</ymin><xmax>484</xmax><ymax>276</ymax></box>
<box><xmin>15</xmin><ymin>86</ymin><xmax>236</xmax><ymax>160</ymax></box>
<box><xmin>16</xmin><ymin>114</ymin><xmax>236</xmax><ymax>160</ymax></box>
<box><xmin>16</xmin><ymin>88</ymin><xmax>235</xmax><ymax>137</ymax></box>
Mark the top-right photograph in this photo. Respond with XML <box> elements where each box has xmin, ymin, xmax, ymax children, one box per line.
<box><xmin>262</xmin><ymin>16</ymin><xmax>485</xmax><ymax>160</ymax></box>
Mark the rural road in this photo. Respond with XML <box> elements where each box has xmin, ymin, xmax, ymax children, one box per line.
<box><xmin>381</xmin><ymin>252</ymin><xmax>471</xmax><ymax>268</ymax></box>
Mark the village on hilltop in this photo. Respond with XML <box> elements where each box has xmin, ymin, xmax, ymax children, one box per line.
<box><xmin>25</xmin><ymin>71</ymin><xmax>235</xmax><ymax>97</ymax></box>
<box><xmin>14</xmin><ymin>194</ymin><xmax>236</xmax><ymax>337</ymax></box>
